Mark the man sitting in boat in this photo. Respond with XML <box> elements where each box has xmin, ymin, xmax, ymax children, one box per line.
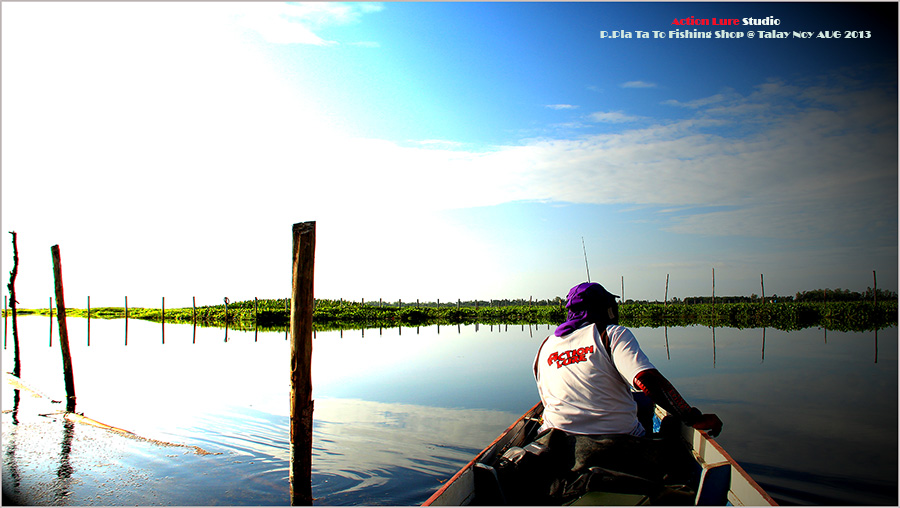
<box><xmin>530</xmin><ymin>282</ymin><xmax>722</xmax><ymax>501</ymax></box>
<box><xmin>535</xmin><ymin>281</ymin><xmax>722</xmax><ymax>438</ymax></box>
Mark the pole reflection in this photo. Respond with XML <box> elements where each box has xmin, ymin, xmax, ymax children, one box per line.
<box><xmin>54</xmin><ymin>420</ymin><xmax>76</xmax><ymax>504</ymax></box>
<box><xmin>3</xmin><ymin>400</ymin><xmax>22</xmax><ymax>505</ymax></box>
<box><xmin>664</xmin><ymin>326</ymin><xmax>670</xmax><ymax>360</ymax></box>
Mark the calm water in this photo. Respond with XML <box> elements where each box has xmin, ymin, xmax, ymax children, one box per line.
<box><xmin>2</xmin><ymin>315</ymin><xmax>897</xmax><ymax>505</ymax></box>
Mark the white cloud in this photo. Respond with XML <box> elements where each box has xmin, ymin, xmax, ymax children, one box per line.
<box><xmin>621</xmin><ymin>80</ymin><xmax>657</xmax><ymax>88</ymax></box>
<box><xmin>238</xmin><ymin>2</ymin><xmax>384</xmax><ymax>45</ymax></box>
<box><xmin>589</xmin><ymin>111</ymin><xmax>642</xmax><ymax>123</ymax></box>
<box><xmin>513</xmin><ymin>80</ymin><xmax>896</xmax><ymax>242</ymax></box>
<box><xmin>546</xmin><ymin>104</ymin><xmax>579</xmax><ymax>110</ymax></box>
<box><xmin>662</xmin><ymin>92</ymin><xmax>736</xmax><ymax>108</ymax></box>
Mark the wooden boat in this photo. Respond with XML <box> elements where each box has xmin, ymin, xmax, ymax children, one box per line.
<box><xmin>424</xmin><ymin>402</ymin><xmax>777</xmax><ymax>506</ymax></box>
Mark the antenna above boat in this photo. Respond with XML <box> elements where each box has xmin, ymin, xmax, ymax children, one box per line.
<box><xmin>582</xmin><ymin>236</ymin><xmax>591</xmax><ymax>283</ymax></box>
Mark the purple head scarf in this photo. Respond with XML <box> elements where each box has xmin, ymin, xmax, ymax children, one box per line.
<box><xmin>554</xmin><ymin>282</ymin><xmax>619</xmax><ymax>337</ymax></box>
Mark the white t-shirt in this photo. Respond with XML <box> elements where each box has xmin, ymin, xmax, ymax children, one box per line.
<box><xmin>534</xmin><ymin>323</ymin><xmax>655</xmax><ymax>436</ymax></box>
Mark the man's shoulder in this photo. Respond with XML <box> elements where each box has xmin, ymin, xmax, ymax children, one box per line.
<box><xmin>605</xmin><ymin>324</ymin><xmax>637</xmax><ymax>344</ymax></box>
<box><xmin>603</xmin><ymin>323</ymin><xmax>631</xmax><ymax>335</ymax></box>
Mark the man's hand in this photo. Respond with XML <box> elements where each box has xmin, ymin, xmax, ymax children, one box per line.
<box><xmin>691</xmin><ymin>413</ymin><xmax>723</xmax><ymax>437</ymax></box>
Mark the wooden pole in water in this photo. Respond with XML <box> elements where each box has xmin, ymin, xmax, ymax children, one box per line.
<box><xmin>7</xmin><ymin>232</ymin><xmax>19</xmax><ymax>378</ymax></box>
<box><xmin>51</xmin><ymin>245</ymin><xmax>76</xmax><ymax>412</ymax></box>
<box><xmin>873</xmin><ymin>270</ymin><xmax>877</xmax><ymax>306</ymax></box>
<box><xmin>290</xmin><ymin>221</ymin><xmax>316</xmax><ymax>506</ymax></box>
<box><xmin>665</xmin><ymin>274</ymin><xmax>669</xmax><ymax>307</ymax></box>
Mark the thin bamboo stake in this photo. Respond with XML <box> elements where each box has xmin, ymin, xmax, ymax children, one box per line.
<box><xmin>51</xmin><ymin>245</ymin><xmax>76</xmax><ymax>412</ymax></box>
<box><xmin>290</xmin><ymin>221</ymin><xmax>316</xmax><ymax>506</ymax></box>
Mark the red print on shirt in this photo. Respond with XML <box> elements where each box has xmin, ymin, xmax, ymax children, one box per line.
<box><xmin>547</xmin><ymin>345</ymin><xmax>594</xmax><ymax>368</ymax></box>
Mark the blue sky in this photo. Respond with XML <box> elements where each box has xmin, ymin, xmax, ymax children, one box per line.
<box><xmin>2</xmin><ymin>2</ymin><xmax>897</xmax><ymax>308</ymax></box>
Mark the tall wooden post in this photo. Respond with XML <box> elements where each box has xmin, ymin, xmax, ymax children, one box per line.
<box><xmin>760</xmin><ymin>274</ymin><xmax>765</xmax><ymax>303</ymax></box>
<box><xmin>51</xmin><ymin>245</ymin><xmax>76</xmax><ymax>412</ymax></box>
<box><xmin>873</xmin><ymin>270</ymin><xmax>877</xmax><ymax>306</ymax></box>
<box><xmin>87</xmin><ymin>296</ymin><xmax>91</xmax><ymax>346</ymax></box>
<box><xmin>7</xmin><ymin>232</ymin><xmax>20</xmax><ymax>378</ymax></box>
<box><xmin>664</xmin><ymin>274</ymin><xmax>669</xmax><ymax>307</ymax></box>
<box><xmin>290</xmin><ymin>221</ymin><xmax>316</xmax><ymax>506</ymax></box>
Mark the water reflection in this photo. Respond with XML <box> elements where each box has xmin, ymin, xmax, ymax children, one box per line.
<box><xmin>3</xmin><ymin>404</ymin><xmax>22</xmax><ymax>505</ymax></box>
<box><xmin>311</xmin><ymin>398</ymin><xmax>521</xmax><ymax>505</ymax></box>
<box><xmin>2</xmin><ymin>317</ymin><xmax>896</xmax><ymax>505</ymax></box>
<box><xmin>55</xmin><ymin>420</ymin><xmax>75</xmax><ymax>503</ymax></box>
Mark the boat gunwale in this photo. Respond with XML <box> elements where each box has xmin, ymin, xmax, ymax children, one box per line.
<box><xmin>690</xmin><ymin>426</ymin><xmax>778</xmax><ymax>506</ymax></box>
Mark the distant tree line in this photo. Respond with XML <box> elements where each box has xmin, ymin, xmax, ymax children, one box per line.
<box><xmin>622</xmin><ymin>287</ymin><xmax>897</xmax><ymax>305</ymax></box>
<box><xmin>793</xmin><ymin>288</ymin><xmax>897</xmax><ymax>302</ymax></box>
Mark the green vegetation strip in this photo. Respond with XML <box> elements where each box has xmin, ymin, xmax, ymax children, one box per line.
<box><xmin>8</xmin><ymin>298</ymin><xmax>897</xmax><ymax>332</ymax></box>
